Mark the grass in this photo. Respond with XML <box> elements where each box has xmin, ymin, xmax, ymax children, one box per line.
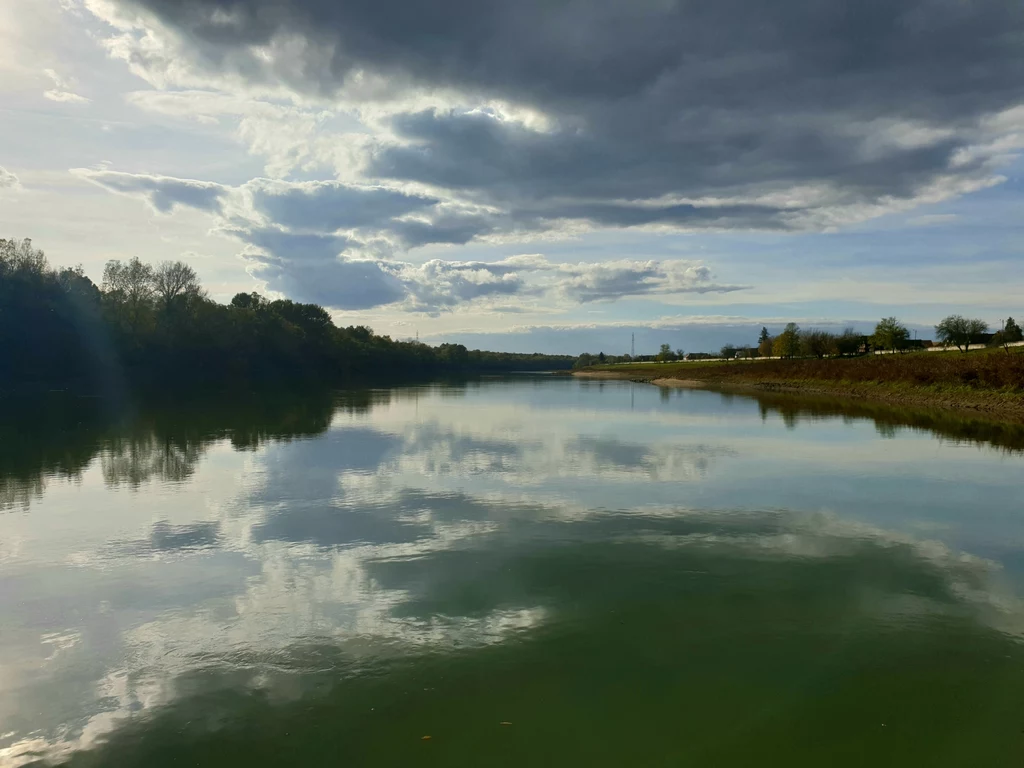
<box><xmin>579</xmin><ymin>347</ymin><xmax>1024</xmax><ymax>416</ymax></box>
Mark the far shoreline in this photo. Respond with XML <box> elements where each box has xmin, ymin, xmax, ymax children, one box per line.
<box><xmin>573</xmin><ymin>358</ymin><xmax>1024</xmax><ymax>423</ymax></box>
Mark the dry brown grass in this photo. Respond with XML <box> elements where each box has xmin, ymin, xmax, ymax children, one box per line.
<box><xmin>589</xmin><ymin>347</ymin><xmax>1024</xmax><ymax>393</ymax></box>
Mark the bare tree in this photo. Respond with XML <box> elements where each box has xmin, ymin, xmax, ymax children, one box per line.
<box><xmin>0</xmin><ymin>238</ymin><xmax>47</xmax><ymax>275</ymax></box>
<box><xmin>103</xmin><ymin>258</ymin><xmax>155</xmax><ymax>331</ymax></box>
<box><xmin>935</xmin><ymin>315</ymin><xmax>988</xmax><ymax>353</ymax></box>
<box><xmin>801</xmin><ymin>329</ymin><xmax>839</xmax><ymax>358</ymax></box>
<box><xmin>153</xmin><ymin>260</ymin><xmax>203</xmax><ymax>313</ymax></box>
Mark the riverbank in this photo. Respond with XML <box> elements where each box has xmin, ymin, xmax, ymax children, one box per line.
<box><xmin>574</xmin><ymin>348</ymin><xmax>1024</xmax><ymax>421</ymax></box>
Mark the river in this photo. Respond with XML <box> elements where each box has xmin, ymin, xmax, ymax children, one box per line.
<box><xmin>2</xmin><ymin>378</ymin><xmax>1023</xmax><ymax>766</ymax></box>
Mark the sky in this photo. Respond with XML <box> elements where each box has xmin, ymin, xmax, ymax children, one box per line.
<box><xmin>1</xmin><ymin>0</ymin><xmax>1023</xmax><ymax>355</ymax></box>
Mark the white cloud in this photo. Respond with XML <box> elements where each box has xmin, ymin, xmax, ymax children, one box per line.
<box><xmin>43</xmin><ymin>68</ymin><xmax>89</xmax><ymax>104</ymax></box>
<box><xmin>0</xmin><ymin>166</ymin><xmax>20</xmax><ymax>190</ymax></box>
<box><xmin>71</xmin><ymin>168</ymin><xmax>227</xmax><ymax>214</ymax></box>
<box><xmin>72</xmin><ymin>168</ymin><xmax>748</xmax><ymax>312</ymax></box>
<box><xmin>556</xmin><ymin>260</ymin><xmax>746</xmax><ymax>303</ymax></box>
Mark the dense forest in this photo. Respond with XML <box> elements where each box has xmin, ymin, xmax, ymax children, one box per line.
<box><xmin>0</xmin><ymin>238</ymin><xmax>573</xmax><ymax>396</ymax></box>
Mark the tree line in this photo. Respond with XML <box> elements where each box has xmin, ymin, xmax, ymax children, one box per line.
<box><xmin>573</xmin><ymin>314</ymin><xmax>1022</xmax><ymax>369</ymax></box>
<box><xmin>0</xmin><ymin>238</ymin><xmax>574</xmax><ymax>395</ymax></box>
<box><xmin>743</xmin><ymin>316</ymin><xmax>1021</xmax><ymax>359</ymax></box>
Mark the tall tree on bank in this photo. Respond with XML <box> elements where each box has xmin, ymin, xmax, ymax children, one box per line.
<box><xmin>992</xmin><ymin>317</ymin><xmax>1023</xmax><ymax>352</ymax></box>
<box><xmin>153</xmin><ymin>261</ymin><xmax>204</xmax><ymax>314</ymax></box>
<box><xmin>103</xmin><ymin>258</ymin><xmax>154</xmax><ymax>333</ymax></box>
<box><xmin>1006</xmin><ymin>317</ymin><xmax>1024</xmax><ymax>343</ymax></box>
<box><xmin>772</xmin><ymin>323</ymin><xmax>801</xmax><ymax>358</ymax></box>
<box><xmin>872</xmin><ymin>317</ymin><xmax>910</xmax><ymax>354</ymax></box>
<box><xmin>935</xmin><ymin>315</ymin><xmax>989</xmax><ymax>353</ymax></box>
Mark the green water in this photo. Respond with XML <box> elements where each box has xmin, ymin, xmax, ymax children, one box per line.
<box><xmin>2</xmin><ymin>379</ymin><xmax>1024</xmax><ymax>766</ymax></box>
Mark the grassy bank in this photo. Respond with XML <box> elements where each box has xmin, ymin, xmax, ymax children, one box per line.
<box><xmin>576</xmin><ymin>347</ymin><xmax>1024</xmax><ymax>419</ymax></box>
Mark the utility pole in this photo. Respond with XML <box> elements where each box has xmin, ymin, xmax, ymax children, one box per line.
<box><xmin>631</xmin><ymin>333</ymin><xmax>635</xmax><ymax>357</ymax></box>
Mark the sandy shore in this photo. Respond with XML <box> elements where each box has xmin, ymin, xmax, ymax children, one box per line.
<box><xmin>572</xmin><ymin>370</ymin><xmax>705</xmax><ymax>388</ymax></box>
<box><xmin>571</xmin><ymin>370</ymin><xmax>634</xmax><ymax>379</ymax></box>
<box><xmin>650</xmin><ymin>378</ymin><xmax>707</xmax><ymax>388</ymax></box>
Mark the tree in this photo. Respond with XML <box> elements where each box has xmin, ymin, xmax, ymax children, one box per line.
<box><xmin>872</xmin><ymin>317</ymin><xmax>909</xmax><ymax>354</ymax></box>
<box><xmin>992</xmin><ymin>317</ymin><xmax>1023</xmax><ymax>353</ymax></box>
<box><xmin>437</xmin><ymin>343</ymin><xmax>469</xmax><ymax>365</ymax></box>
<box><xmin>1004</xmin><ymin>317</ymin><xmax>1023</xmax><ymax>344</ymax></box>
<box><xmin>153</xmin><ymin>261</ymin><xmax>203</xmax><ymax>313</ymax></box>
<box><xmin>758</xmin><ymin>326</ymin><xmax>770</xmax><ymax>345</ymax></box>
<box><xmin>758</xmin><ymin>335</ymin><xmax>773</xmax><ymax>357</ymax></box>
<box><xmin>231</xmin><ymin>292</ymin><xmax>264</xmax><ymax>310</ymax></box>
<box><xmin>935</xmin><ymin>315</ymin><xmax>989</xmax><ymax>353</ymax></box>
<box><xmin>598</xmin><ymin>351</ymin><xmax>606</xmax><ymax>363</ymax></box>
<box><xmin>103</xmin><ymin>257</ymin><xmax>155</xmax><ymax>332</ymax></box>
<box><xmin>2</xmin><ymin>235</ymin><xmax>581</xmax><ymax>392</ymax></box>
<box><xmin>720</xmin><ymin>344</ymin><xmax>737</xmax><ymax>359</ymax></box>
<box><xmin>657</xmin><ymin>343</ymin><xmax>675</xmax><ymax>362</ymax></box>
<box><xmin>0</xmin><ymin>237</ymin><xmax>47</xmax><ymax>276</ymax></box>
<box><xmin>801</xmin><ymin>329</ymin><xmax>839</xmax><ymax>359</ymax></box>
<box><xmin>836</xmin><ymin>327</ymin><xmax>862</xmax><ymax>356</ymax></box>
<box><xmin>270</xmin><ymin>299</ymin><xmax>333</xmax><ymax>336</ymax></box>
<box><xmin>573</xmin><ymin>353</ymin><xmax>596</xmax><ymax>369</ymax></box>
<box><xmin>773</xmin><ymin>323</ymin><xmax>801</xmax><ymax>358</ymax></box>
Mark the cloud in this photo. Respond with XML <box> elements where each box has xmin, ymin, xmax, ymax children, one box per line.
<box><xmin>230</xmin><ymin>227</ymin><xmax>534</xmax><ymax>312</ymax></box>
<box><xmin>0</xmin><ymin>166</ymin><xmax>19</xmax><ymax>189</ymax></box>
<box><xmin>43</xmin><ymin>68</ymin><xmax>89</xmax><ymax>104</ymax></box>
<box><xmin>225</xmin><ymin>212</ymin><xmax>741</xmax><ymax>312</ymax></box>
<box><xmin>230</xmin><ymin>226</ymin><xmax>407</xmax><ymax>309</ymax></box>
<box><xmin>125</xmin><ymin>89</ymin><xmax>372</xmax><ymax>177</ymax></box>
<box><xmin>247</xmin><ymin>179</ymin><xmax>438</xmax><ymax>232</ymax></box>
<box><xmin>72</xmin><ymin>168</ymin><xmax>227</xmax><ymax>213</ymax></box>
<box><xmin>232</xmin><ymin>220</ymin><xmax>743</xmax><ymax>312</ymax></box>
<box><xmin>84</xmin><ymin>0</ymin><xmax>1024</xmax><ymax>234</ymax></box>
<box><xmin>73</xmin><ymin>168</ymin><xmax>747</xmax><ymax>312</ymax></box>
<box><xmin>906</xmin><ymin>213</ymin><xmax>960</xmax><ymax>227</ymax></box>
<box><xmin>557</xmin><ymin>261</ymin><xmax>747</xmax><ymax>303</ymax></box>
<box><xmin>398</xmin><ymin>257</ymin><xmax>533</xmax><ymax>312</ymax></box>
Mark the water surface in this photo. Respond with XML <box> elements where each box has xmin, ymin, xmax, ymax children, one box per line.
<box><xmin>2</xmin><ymin>379</ymin><xmax>1024</xmax><ymax>766</ymax></box>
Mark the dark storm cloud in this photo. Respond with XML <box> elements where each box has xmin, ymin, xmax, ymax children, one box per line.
<box><xmin>109</xmin><ymin>0</ymin><xmax>1024</xmax><ymax>228</ymax></box>
<box><xmin>248</xmin><ymin>181</ymin><xmax>439</xmax><ymax>232</ymax></box>
<box><xmin>121</xmin><ymin>0</ymin><xmax>1024</xmax><ymax>117</ymax></box>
